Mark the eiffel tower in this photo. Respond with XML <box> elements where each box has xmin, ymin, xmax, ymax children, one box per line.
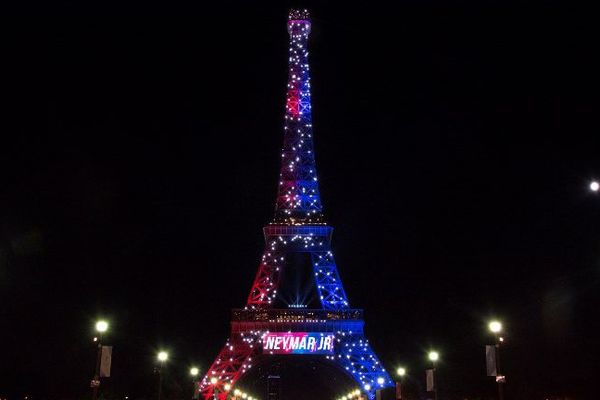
<box><xmin>197</xmin><ymin>9</ymin><xmax>393</xmax><ymax>400</ymax></box>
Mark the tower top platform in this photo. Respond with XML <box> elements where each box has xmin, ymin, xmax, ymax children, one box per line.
<box><xmin>288</xmin><ymin>9</ymin><xmax>310</xmax><ymax>21</ymax></box>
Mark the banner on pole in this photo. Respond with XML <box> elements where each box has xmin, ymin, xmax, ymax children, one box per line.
<box><xmin>100</xmin><ymin>346</ymin><xmax>112</xmax><ymax>377</ymax></box>
<box><xmin>395</xmin><ymin>381</ymin><xmax>402</xmax><ymax>400</ymax></box>
<box><xmin>486</xmin><ymin>345</ymin><xmax>497</xmax><ymax>376</ymax></box>
<box><xmin>426</xmin><ymin>369</ymin><xmax>435</xmax><ymax>391</ymax></box>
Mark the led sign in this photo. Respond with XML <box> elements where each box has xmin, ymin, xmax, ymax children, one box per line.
<box><xmin>263</xmin><ymin>332</ymin><xmax>335</xmax><ymax>354</ymax></box>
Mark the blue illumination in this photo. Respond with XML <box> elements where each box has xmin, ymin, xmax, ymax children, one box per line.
<box><xmin>312</xmin><ymin>250</ymin><xmax>349</xmax><ymax>310</ymax></box>
<box><xmin>241</xmin><ymin>9</ymin><xmax>394</xmax><ymax>400</ymax></box>
<box><xmin>335</xmin><ymin>334</ymin><xmax>394</xmax><ymax>400</ymax></box>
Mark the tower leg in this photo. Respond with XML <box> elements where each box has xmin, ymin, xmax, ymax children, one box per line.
<box><xmin>247</xmin><ymin>239</ymin><xmax>286</xmax><ymax>307</ymax></box>
<box><xmin>334</xmin><ymin>334</ymin><xmax>394</xmax><ymax>400</ymax></box>
<box><xmin>311</xmin><ymin>250</ymin><xmax>349</xmax><ymax>310</ymax></box>
<box><xmin>198</xmin><ymin>335</ymin><xmax>260</xmax><ymax>400</ymax></box>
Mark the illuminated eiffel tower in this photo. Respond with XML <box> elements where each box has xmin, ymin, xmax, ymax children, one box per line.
<box><xmin>197</xmin><ymin>9</ymin><xmax>393</xmax><ymax>400</ymax></box>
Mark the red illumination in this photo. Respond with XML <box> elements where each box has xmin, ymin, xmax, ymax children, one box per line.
<box><xmin>286</xmin><ymin>89</ymin><xmax>301</xmax><ymax>118</ymax></box>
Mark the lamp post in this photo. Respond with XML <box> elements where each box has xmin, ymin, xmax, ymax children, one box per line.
<box><xmin>427</xmin><ymin>351</ymin><xmax>439</xmax><ymax>400</ymax></box>
<box><xmin>209</xmin><ymin>377</ymin><xmax>219</xmax><ymax>400</ymax></box>
<box><xmin>488</xmin><ymin>321</ymin><xmax>505</xmax><ymax>400</ymax></box>
<box><xmin>91</xmin><ymin>320</ymin><xmax>109</xmax><ymax>400</ymax></box>
<box><xmin>157</xmin><ymin>351</ymin><xmax>168</xmax><ymax>400</ymax></box>
<box><xmin>190</xmin><ymin>367</ymin><xmax>199</xmax><ymax>400</ymax></box>
<box><xmin>396</xmin><ymin>367</ymin><xmax>406</xmax><ymax>400</ymax></box>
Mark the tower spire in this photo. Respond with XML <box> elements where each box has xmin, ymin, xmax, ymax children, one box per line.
<box><xmin>273</xmin><ymin>9</ymin><xmax>323</xmax><ymax>225</ymax></box>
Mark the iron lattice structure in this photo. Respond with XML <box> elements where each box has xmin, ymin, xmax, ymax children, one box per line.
<box><xmin>197</xmin><ymin>10</ymin><xmax>393</xmax><ymax>400</ymax></box>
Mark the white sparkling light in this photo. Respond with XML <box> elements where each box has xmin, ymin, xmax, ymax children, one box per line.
<box><xmin>428</xmin><ymin>351</ymin><xmax>439</xmax><ymax>362</ymax></box>
<box><xmin>489</xmin><ymin>320</ymin><xmax>502</xmax><ymax>333</ymax></box>
<box><xmin>95</xmin><ymin>320</ymin><xmax>108</xmax><ymax>333</ymax></box>
<box><xmin>157</xmin><ymin>351</ymin><xmax>168</xmax><ymax>362</ymax></box>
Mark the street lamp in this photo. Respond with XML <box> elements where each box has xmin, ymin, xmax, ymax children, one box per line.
<box><xmin>396</xmin><ymin>367</ymin><xmax>406</xmax><ymax>400</ymax></box>
<box><xmin>189</xmin><ymin>367</ymin><xmax>199</xmax><ymax>400</ymax></box>
<box><xmin>91</xmin><ymin>320</ymin><xmax>109</xmax><ymax>400</ymax></box>
<box><xmin>488</xmin><ymin>321</ymin><xmax>505</xmax><ymax>400</ymax></box>
<box><xmin>427</xmin><ymin>351</ymin><xmax>439</xmax><ymax>400</ymax></box>
<box><xmin>96</xmin><ymin>320</ymin><xmax>109</xmax><ymax>333</ymax></box>
<box><xmin>157</xmin><ymin>351</ymin><xmax>168</xmax><ymax>400</ymax></box>
<box><xmin>209</xmin><ymin>377</ymin><xmax>219</xmax><ymax>400</ymax></box>
<box><xmin>591</xmin><ymin>181</ymin><xmax>599</xmax><ymax>192</ymax></box>
<box><xmin>428</xmin><ymin>351</ymin><xmax>439</xmax><ymax>363</ymax></box>
<box><xmin>489</xmin><ymin>321</ymin><xmax>502</xmax><ymax>334</ymax></box>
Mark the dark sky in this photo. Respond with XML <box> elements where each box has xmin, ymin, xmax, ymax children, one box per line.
<box><xmin>1</xmin><ymin>1</ymin><xmax>598</xmax><ymax>400</ymax></box>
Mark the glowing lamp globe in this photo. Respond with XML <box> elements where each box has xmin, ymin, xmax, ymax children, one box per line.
<box><xmin>224</xmin><ymin>383</ymin><xmax>231</xmax><ymax>391</ymax></box>
<box><xmin>157</xmin><ymin>351</ymin><xmax>168</xmax><ymax>362</ymax></box>
<box><xmin>189</xmin><ymin>367</ymin><xmax>199</xmax><ymax>376</ymax></box>
<box><xmin>428</xmin><ymin>351</ymin><xmax>439</xmax><ymax>362</ymax></box>
<box><xmin>591</xmin><ymin>181</ymin><xmax>599</xmax><ymax>192</ymax></box>
<box><xmin>210</xmin><ymin>377</ymin><xmax>218</xmax><ymax>385</ymax></box>
<box><xmin>489</xmin><ymin>321</ymin><xmax>503</xmax><ymax>333</ymax></box>
<box><xmin>397</xmin><ymin>367</ymin><xmax>406</xmax><ymax>377</ymax></box>
<box><xmin>364</xmin><ymin>384</ymin><xmax>371</xmax><ymax>391</ymax></box>
<box><xmin>95</xmin><ymin>320</ymin><xmax>109</xmax><ymax>333</ymax></box>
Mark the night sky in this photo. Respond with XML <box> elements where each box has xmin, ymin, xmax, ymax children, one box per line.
<box><xmin>2</xmin><ymin>1</ymin><xmax>598</xmax><ymax>400</ymax></box>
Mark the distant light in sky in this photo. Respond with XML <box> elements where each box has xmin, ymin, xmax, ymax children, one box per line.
<box><xmin>591</xmin><ymin>181</ymin><xmax>599</xmax><ymax>192</ymax></box>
